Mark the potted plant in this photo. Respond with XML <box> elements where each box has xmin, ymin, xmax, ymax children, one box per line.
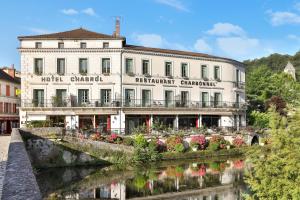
<box><xmin>190</xmin><ymin>141</ymin><xmax>199</xmax><ymax>151</ymax></box>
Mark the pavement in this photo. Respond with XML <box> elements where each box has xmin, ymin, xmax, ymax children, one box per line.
<box><xmin>0</xmin><ymin>135</ymin><xmax>10</xmax><ymax>200</ymax></box>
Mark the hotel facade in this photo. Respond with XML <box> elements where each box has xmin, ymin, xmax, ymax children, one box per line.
<box><xmin>19</xmin><ymin>22</ymin><xmax>246</xmax><ymax>134</ymax></box>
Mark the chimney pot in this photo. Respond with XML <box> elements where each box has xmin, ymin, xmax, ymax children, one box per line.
<box><xmin>114</xmin><ymin>17</ymin><xmax>120</xmax><ymax>37</ymax></box>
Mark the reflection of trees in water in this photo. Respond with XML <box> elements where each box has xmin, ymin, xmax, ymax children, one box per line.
<box><xmin>39</xmin><ymin>159</ymin><xmax>247</xmax><ymax>199</ymax></box>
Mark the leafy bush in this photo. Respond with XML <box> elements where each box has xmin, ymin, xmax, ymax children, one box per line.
<box><xmin>190</xmin><ymin>135</ymin><xmax>207</xmax><ymax>150</ymax></box>
<box><xmin>250</xmin><ymin>110</ymin><xmax>270</xmax><ymax>129</ymax></box>
<box><xmin>232</xmin><ymin>136</ymin><xmax>246</xmax><ymax>148</ymax></box>
<box><xmin>134</xmin><ymin>134</ymin><xmax>148</xmax><ymax>148</ymax></box>
<box><xmin>133</xmin><ymin>135</ymin><xmax>161</xmax><ymax>163</ymax></box>
<box><xmin>90</xmin><ymin>133</ymin><xmax>104</xmax><ymax>141</ymax></box>
<box><xmin>27</xmin><ymin>120</ymin><xmax>53</xmax><ymax>128</ymax></box>
<box><xmin>174</xmin><ymin>143</ymin><xmax>185</xmax><ymax>153</ymax></box>
<box><xmin>208</xmin><ymin>135</ymin><xmax>228</xmax><ymax>151</ymax></box>
<box><xmin>265</xmin><ymin>95</ymin><xmax>287</xmax><ymax>116</ymax></box>
<box><xmin>165</xmin><ymin>135</ymin><xmax>183</xmax><ymax>152</ymax></box>
<box><xmin>123</xmin><ymin>137</ymin><xmax>134</xmax><ymax>146</ymax></box>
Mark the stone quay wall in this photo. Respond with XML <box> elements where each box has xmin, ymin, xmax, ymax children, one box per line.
<box><xmin>2</xmin><ymin>128</ymin><xmax>42</xmax><ymax>200</ymax></box>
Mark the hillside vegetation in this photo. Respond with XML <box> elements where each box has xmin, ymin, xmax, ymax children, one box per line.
<box><xmin>244</xmin><ymin>52</ymin><xmax>300</xmax><ymax>80</ymax></box>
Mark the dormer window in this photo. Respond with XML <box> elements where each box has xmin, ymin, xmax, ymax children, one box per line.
<box><xmin>80</xmin><ymin>42</ymin><xmax>87</xmax><ymax>49</ymax></box>
<box><xmin>58</xmin><ymin>42</ymin><xmax>64</xmax><ymax>49</ymax></box>
<box><xmin>103</xmin><ymin>42</ymin><xmax>109</xmax><ymax>48</ymax></box>
<box><xmin>35</xmin><ymin>42</ymin><xmax>42</xmax><ymax>48</ymax></box>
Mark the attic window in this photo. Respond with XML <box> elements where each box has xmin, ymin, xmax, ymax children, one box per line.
<box><xmin>58</xmin><ymin>42</ymin><xmax>64</xmax><ymax>49</ymax></box>
<box><xmin>80</xmin><ymin>42</ymin><xmax>87</xmax><ymax>48</ymax></box>
<box><xmin>103</xmin><ymin>42</ymin><xmax>109</xmax><ymax>48</ymax></box>
<box><xmin>35</xmin><ymin>42</ymin><xmax>42</xmax><ymax>48</ymax></box>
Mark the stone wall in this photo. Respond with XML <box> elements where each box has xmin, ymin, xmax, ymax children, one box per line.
<box><xmin>2</xmin><ymin>128</ymin><xmax>42</xmax><ymax>200</ymax></box>
<box><xmin>21</xmin><ymin>127</ymin><xmax>63</xmax><ymax>137</ymax></box>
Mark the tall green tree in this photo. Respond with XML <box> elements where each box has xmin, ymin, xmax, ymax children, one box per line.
<box><xmin>245</xmin><ymin>108</ymin><xmax>300</xmax><ymax>199</ymax></box>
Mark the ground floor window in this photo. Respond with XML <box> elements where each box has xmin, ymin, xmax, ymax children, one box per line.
<box><xmin>202</xmin><ymin>115</ymin><xmax>220</xmax><ymax>128</ymax></box>
<box><xmin>153</xmin><ymin>115</ymin><xmax>175</xmax><ymax>129</ymax></box>
<box><xmin>79</xmin><ymin>115</ymin><xmax>94</xmax><ymax>130</ymax></box>
<box><xmin>95</xmin><ymin>115</ymin><xmax>110</xmax><ymax>134</ymax></box>
<box><xmin>49</xmin><ymin>116</ymin><xmax>65</xmax><ymax>127</ymax></box>
<box><xmin>125</xmin><ymin>115</ymin><xmax>148</xmax><ymax>134</ymax></box>
<box><xmin>178</xmin><ymin>115</ymin><xmax>197</xmax><ymax>129</ymax></box>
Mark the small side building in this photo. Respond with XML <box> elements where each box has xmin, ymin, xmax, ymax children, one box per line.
<box><xmin>0</xmin><ymin>66</ymin><xmax>20</xmax><ymax>134</ymax></box>
<box><xmin>284</xmin><ymin>61</ymin><xmax>296</xmax><ymax>80</ymax></box>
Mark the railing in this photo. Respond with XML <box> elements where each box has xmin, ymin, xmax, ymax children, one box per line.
<box><xmin>22</xmin><ymin>99</ymin><xmax>247</xmax><ymax>109</ymax></box>
<box><xmin>233</xmin><ymin>82</ymin><xmax>245</xmax><ymax>89</ymax></box>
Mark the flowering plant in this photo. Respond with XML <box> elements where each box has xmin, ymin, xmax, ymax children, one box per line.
<box><xmin>165</xmin><ymin>135</ymin><xmax>183</xmax><ymax>152</ymax></box>
<box><xmin>190</xmin><ymin>135</ymin><xmax>207</xmax><ymax>150</ymax></box>
<box><xmin>107</xmin><ymin>133</ymin><xmax>122</xmax><ymax>143</ymax></box>
<box><xmin>208</xmin><ymin>135</ymin><xmax>228</xmax><ymax>151</ymax></box>
<box><xmin>90</xmin><ymin>133</ymin><xmax>104</xmax><ymax>141</ymax></box>
<box><xmin>232</xmin><ymin>136</ymin><xmax>246</xmax><ymax>148</ymax></box>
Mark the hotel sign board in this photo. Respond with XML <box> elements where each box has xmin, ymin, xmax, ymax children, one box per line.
<box><xmin>40</xmin><ymin>75</ymin><xmax>217</xmax><ymax>87</ymax></box>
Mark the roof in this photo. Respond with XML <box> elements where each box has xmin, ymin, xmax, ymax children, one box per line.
<box><xmin>0</xmin><ymin>69</ymin><xmax>20</xmax><ymax>84</ymax></box>
<box><xmin>18</xmin><ymin>28</ymin><xmax>125</xmax><ymax>40</ymax></box>
<box><xmin>124</xmin><ymin>45</ymin><xmax>242</xmax><ymax>64</ymax></box>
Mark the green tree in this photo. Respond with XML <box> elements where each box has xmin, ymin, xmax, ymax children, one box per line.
<box><xmin>245</xmin><ymin>108</ymin><xmax>300</xmax><ymax>199</ymax></box>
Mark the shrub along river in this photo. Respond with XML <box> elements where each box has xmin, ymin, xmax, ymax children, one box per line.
<box><xmin>37</xmin><ymin>156</ymin><xmax>250</xmax><ymax>200</ymax></box>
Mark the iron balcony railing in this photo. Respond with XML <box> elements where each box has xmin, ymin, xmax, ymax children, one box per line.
<box><xmin>233</xmin><ymin>82</ymin><xmax>245</xmax><ymax>89</ymax></box>
<box><xmin>22</xmin><ymin>99</ymin><xmax>247</xmax><ymax>109</ymax></box>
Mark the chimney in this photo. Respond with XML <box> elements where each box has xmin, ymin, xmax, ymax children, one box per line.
<box><xmin>7</xmin><ymin>64</ymin><xmax>15</xmax><ymax>78</ymax></box>
<box><xmin>113</xmin><ymin>17</ymin><xmax>120</xmax><ymax>37</ymax></box>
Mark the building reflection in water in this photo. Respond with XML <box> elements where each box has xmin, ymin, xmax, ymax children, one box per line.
<box><xmin>39</xmin><ymin>159</ymin><xmax>247</xmax><ymax>200</ymax></box>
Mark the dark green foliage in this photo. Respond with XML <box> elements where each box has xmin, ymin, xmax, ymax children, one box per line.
<box><xmin>27</xmin><ymin>120</ymin><xmax>53</xmax><ymax>128</ymax></box>
<box><xmin>245</xmin><ymin>109</ymin><xmax>300</xmax><ymax>199</ymax></box>
<box><xmin>133</xmin><ymin>135</ymin><xmax>161</xmax><ymax>163</ymax></box>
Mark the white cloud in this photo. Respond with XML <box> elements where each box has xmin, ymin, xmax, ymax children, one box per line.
<box><xmin>294</xmin><ymin>2</ymin><xmax>300</xmax><ymax>11</ymax></box>
<box><xmin>216</xmin><ymin>37</ymin><xmax>260</xmax><ymax>59</ymax></box>
<box><xmin>82</xmin><ymin>8</ymin><xmax>97</xmax><ymax>16</ymax></box>
<box><xmin>28</xmin><ymin>28</ymin><xmax>52</xmax><ymax>34</ymax></box>
<box><xmin>155</xmin><ymin>0</ymin><xmax>189</xmax><ymax>12</ymax></box>
<box><xmin>206</xmin><ymin>23</ymin><xmax>245</xmax><ymax>37</ymax></box>
<box><xmin>288</xmin><ymin>34</ymin><xmax>300</xmax><ymax>42</ymax></box>
<box><xmin>132</xmin><ymin>33</ymin><xmax>189</xmax><ymax>51</ymax></box>
<box><xmin>194</xmin><ymin>39</ymin><xmax>212</xmax><ymax>53</ymax></box>
<box><xmin>268</xmin><ymin>10</ymin><xmax>300</xmax><ymax>26</ymax></box>
<box><xmin>61</xmin><ymin>8</ymin><xmax>78</xmax><ymax>15</ymax></box>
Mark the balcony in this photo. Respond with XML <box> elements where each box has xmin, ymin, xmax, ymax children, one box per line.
<box><xmin>233</xmin><ymin>82</ymin><xmax>245</xmax><ymax>90</ymax></box>
<box><xmin>22</xmin><ymin>99</ymin><xmax>247</xmax><ymax>110</ymax></box>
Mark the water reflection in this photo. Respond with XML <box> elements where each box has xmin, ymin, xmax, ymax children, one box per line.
<box><xmin>37</xmin><ymin>158</ymin><xmax>247</xmax><ymax>200</ymax></box>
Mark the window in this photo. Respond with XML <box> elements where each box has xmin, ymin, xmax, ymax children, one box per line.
<box><xmin>100</xmin><ymin>89</ymin><xmax>111</xmax><ymax>106</ymax></box>
<box><xmin>142</xmin><ymin>90</ymin><xmax>151</xmax><ymax>107</ymax></box>
<box><xmin>58</xmin><ymin>42</ymin><xmax>64</xmax><ymax>49</ymax></box>
<box><xmin>214</xmin><ymin>66</ymin><xmax>220</xmax><ymax>80</ymax></box>
<box><xmin>57</xmin><ymin>58</ymin><xmax>65</xmax><ymax>75</ymax></box>
<box><xmin>79</xmin><ymin>58</ymin><xmax>88</xmax><ymax>74</ymax></box>
<box><xmin>6</xmin><ymin>85</ymin><xmax>10</xmax><ymax>96</ymax></box>
<box><xmin>181</xmin><ymin>63</ymin><xmax>188</xmax><ymax>78</ymax></box>
<box><xmin>236</xmin><ymin>69</ymin><xmax>240</xmax><ymax>87</ymax></box>
<box><xmin>181</xmin><ymin>91</ymin><xmax>188</xmax><ymax>107</ymax></box>
<box><xmin>165</xmin><ymin>62</ymin><xmax>172</xmax><ymax>77</ymax></box>
<box><xmin>55</xmin><ymin>89</ymin><xmax>67</xmax><ymax>107</ymax></box>
<box><xmin>125</xmin><ymin>58</ymin><xmax>133</xmax><ymax>74</ymax></box>
<box><xmin>165</xmin><ymin>90</ymin><xmax>173</xmax><ymax>107</ymax></box>
<box><xmin>236</xmin><ymin>93</ymin><xmax>240</xmax><ymax>108</ymax></box>
<box><xmin>33</xmin><ymin>89</ymin><xmax>44</xmax><ymax>107</ymax></box>
<box><xmin>142</xmin><ymin>60</ymin><xmax>150</xmax><ymax>75</ymax></box>
<box><xmin>201</xmin><ymin>92</ymin><xmax>209</xmax><ymax>107</ymax></box>
<box><xmin>201</xmin><ymin>65</ymin><xmax>208</xmax><ymax>79</ymax></box>
<box><xmin>103</xmin><ymin>42</ymin><xmax>109</xmax><ymax>48</ymax></box>
<box><xmin>102</xmin><ymin>58</ymin><xmax>111</xmax><ymax>74</ymax></box>
<box><xmin>13</xmin><ymin>104</ymin><xmax>17</xmax><ymax>113</ymax></box>
<box><xmin>0</xmin><ymin>102</ymin><xmax>3</xmax><ymax>113</ymax></box>
<box><xmin>78</xmin><ymin>89</ymin><xmax>89</xmax><ymax>105</ymax></box>
<box><xmin>125</xmin><ymin>89</ymin><xmax>135</xmax><ymax>106</ymax></box>
<box><xmin>35</xmin><ymin>42</ymin><xmax>42</xmax><ymax>48</ymax></box>
<box><xmin>80</xmin><ymin>42</ymin><xmax>87</xmax><ymax>48</ymax></box>
<box><xmin>4</xmin><ymin>103</ymin><xmax>9</xmax><ymax>113</ymax></box>
<box><xmin>214</xmin><ymin>92</ymin><xmax>222</xmax><ymax>107</ymax></box>
<box><xmin>34</xmin><ymin>58</ymin><xmax>43</xmax><ymax>75</ymax></box>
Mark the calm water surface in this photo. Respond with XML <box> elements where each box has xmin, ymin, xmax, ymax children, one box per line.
<box><xmin>36</xmin><ymin>157</ymin><xmax>249</xmax><ymax>200</ymax></box>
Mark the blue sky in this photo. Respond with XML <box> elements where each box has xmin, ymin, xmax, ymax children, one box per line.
<box><xmin>1</xmin><ymin>0</ymin><xmax>300</xmax><ymax>69</ymax></box>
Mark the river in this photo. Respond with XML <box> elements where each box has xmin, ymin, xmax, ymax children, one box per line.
<box><xmin>36</xmin><ymin>157</ymin><xmax>249</xmax><ymax>200</ymax></box>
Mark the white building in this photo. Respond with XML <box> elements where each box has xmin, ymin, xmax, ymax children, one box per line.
<box><xmin>18</xmin><ymin>20</ymin><xmax>246</xmax><ymax>134</ymax></box>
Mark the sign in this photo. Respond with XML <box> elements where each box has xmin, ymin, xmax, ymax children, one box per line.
<box><xmin>41</xmin><ymin>75</ymin><xmax>103</xmax><ymax>83</ymax></box>
<box><xmin>135</xmin><ymin>77</ymin><xmax>217</xmax><ymax>87</ymax></box>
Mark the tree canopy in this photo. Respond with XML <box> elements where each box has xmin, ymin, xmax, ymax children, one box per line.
<box><xmin>245</xmin><ymin>108</ymin><xmax>300</xmax><ymax>199</ymax></box>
